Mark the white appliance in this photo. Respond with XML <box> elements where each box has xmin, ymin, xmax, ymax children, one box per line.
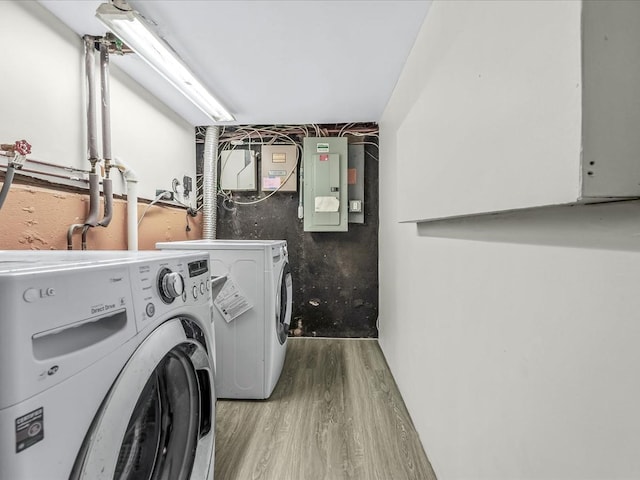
<box><xmin>0</xmin><ymin>250</ymin><xmax>219</xmax><ymax>480</ymax></box>
<box><xmin>156</xmin><ymin>240</ymin><xmax>292</xmax><ymax>399</ymax></box>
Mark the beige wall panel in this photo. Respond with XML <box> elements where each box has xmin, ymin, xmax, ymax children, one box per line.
<box><xmin>0</xmin><ymin>184</ymin><xmax>202</xmax><ymax>251</ymax></box>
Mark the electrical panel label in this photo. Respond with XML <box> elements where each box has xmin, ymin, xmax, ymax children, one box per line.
<box><xmin>213</xmin><ymin>278</ymin><xmax>253</xmax><ymax>323</ymax></box>
<box><xmin>262</xmin><ymin>177</ymin><xmax>281</xmax><ymax>189</ymax></box>
<box><xmin>272</xmin><ymin>153</ymin><xmax>286</xmax><ymax>163</ymax></box>
<box><xmin>316</xmin><ymin>143</ymin><xmax>330</xmax><ymax>153</ymax></box>
<box><xmin>16</xmin><ymin>407</ymin><xmax>44</xmax><ymax>453</ymax></box>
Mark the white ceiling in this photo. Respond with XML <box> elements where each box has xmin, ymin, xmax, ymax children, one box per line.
<box><xmin>38</xmin><ymin>0</ymin><xmax>431</xmax><ymax>126</ymax></box>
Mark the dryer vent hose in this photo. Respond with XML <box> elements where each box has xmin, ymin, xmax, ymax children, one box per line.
<box><xmin>202</xmin><ymin>126</ymin><xmax>219</xmax><ymax>240</ymax></box>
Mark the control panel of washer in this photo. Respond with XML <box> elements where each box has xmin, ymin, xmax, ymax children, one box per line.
<box><xmin>131</xmin><ymin>253</ymin><xmax>212</xmax><ymax>332</ymax></box>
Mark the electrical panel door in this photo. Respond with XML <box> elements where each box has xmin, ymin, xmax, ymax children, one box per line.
<box><xmin>261</xmin><ymin>144</ymin><xmax>297</xmax><ymax>192</ymax></box>
<box><xmin>220</xmin><ymin>150</ymin><xmax>257</xmax><ymax>191</ymax></box>
<box><xmin>303</xmin><ymin>137</ymin><xmax>348</xmax><ymax>232</ymax></box>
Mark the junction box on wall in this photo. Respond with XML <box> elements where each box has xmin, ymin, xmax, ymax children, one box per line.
<box><xmin>303</xmin><ymin>137</ymin><xmax>348</xmax><ymax>232</ymax></box>
<box><xmin>348</xmin><ymin>144</ymin><xmax>365</xmax><ymax>224</ymax></box>
<box><xmin>220</xmin><ymin>150</ymin><xmax>257</xmax><ymax>191</ymax></box>
<box><xmin>261</xmin><ymin>144</ymin><xmax>298</xmax><ymax>192</ymax></box>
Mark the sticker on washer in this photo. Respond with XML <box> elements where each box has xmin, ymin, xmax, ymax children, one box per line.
<box><xmin>15</xmin><ymin>407</ymin><xmax>44</xmax><ymax>453</ymax></box>
<box><xmin>213</xmin><ymin>278</ymin><xmax>253</xmax><ymax>323</ymax></box>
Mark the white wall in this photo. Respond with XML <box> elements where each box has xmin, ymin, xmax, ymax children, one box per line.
<box><xmin>0</xmin><ymin>1</ymin><xmax>196</xmax><ymax>202</ymax></box>
<box><xmin>379</xmin><ymin>1</ymin><xmax>640</xmax><ymax>479</ymax></box>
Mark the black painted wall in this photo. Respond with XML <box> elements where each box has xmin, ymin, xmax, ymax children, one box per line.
<box><xmin>196</xmin><ymin>126</ymin><xmax>378</xmax><ymax>338</ymax></box>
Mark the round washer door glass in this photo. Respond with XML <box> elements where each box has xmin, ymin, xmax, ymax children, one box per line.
<box><xmin>275</xmin><ymin>261</ymin><xmax>292</xmax><ymax>345</ymax></box>
<box><xmin>115</xmin><ymin>347</ymin><xmax>199</xmax><ymax>479</ymax></box>
<box><xmin>70</xmin><ymin>319</ymin><xmax>214</xmax><ymax>480</ymax></box>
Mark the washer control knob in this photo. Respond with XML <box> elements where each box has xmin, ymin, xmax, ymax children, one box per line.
<box><xmin>163</xmin><ymin>272</ymin><xmax>184</xmax><ymax>298</ymax></box>
<box><xmin>157</xmin><ymin>268</ymin><xmax>184</xmax><ymax>304</ymax></box>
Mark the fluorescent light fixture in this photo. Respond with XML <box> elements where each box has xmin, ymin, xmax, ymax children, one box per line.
<box><xmin>96</xmin><ymin>2</ymin><xmax>234</xmax><ymax>122</ymax></box>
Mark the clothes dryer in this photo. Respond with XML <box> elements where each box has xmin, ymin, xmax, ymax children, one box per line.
<box><xmin>0</xmin><ymin>250</ymin><xmax>217</xmax><ymax>480</ymax></box>
<box><xmin>156</xmin><ymin>240</ymin><xmax>292</xmax><ymax>399</ymax></box>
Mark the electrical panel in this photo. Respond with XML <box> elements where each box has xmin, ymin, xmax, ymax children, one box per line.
<box><xmin>220</xmin><ymin>150</ymin><xmax>257</xmax><ymax>191</ymax></box>
<box><xmin>261</xmin><ymin>144</ymin><xmax>298</xmax><ymax>192</ymax></box>
<box><xmin>348</xmin><ymin>144</ymin><xmax>365</xmax><ymax>224</ymax></box>
<box><xmin>303</xmin><ymin>137</ymin><xmax>348</xmax><ymax>232</ymax></box>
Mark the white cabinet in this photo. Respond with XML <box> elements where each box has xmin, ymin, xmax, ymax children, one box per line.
<box><xmin>395</xmin><ymin>1</ymin><xmax>640</xmax><ymax>223</ymax></box>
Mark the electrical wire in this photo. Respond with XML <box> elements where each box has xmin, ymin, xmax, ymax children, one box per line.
<box><xmin>351</xmin><ymin>141</ymin><xmax>380</xmax><ymax>149</ymax></box>
<box><xmin>194</xmin><ymin>123</ymin><xmax>379</xmax><ymax>212</ymax></box>
<box><xmin>338</xmin><ymin>123</ymin><xmax>355</xmax><ymax>137</ymax></box>
<box><xmin>365</xmin><ymin>150</ymin><xmax>379</xmax><ymax>162</ymax></box>
<box><xmin>138</xmin><ymin>190</ymin><xmax>172</xmax><ymax>227</ymax></box>
<box><xmin>231</xmin><ymin>151</ymin><xmax>300</xmax><ymax>206</ymax></box>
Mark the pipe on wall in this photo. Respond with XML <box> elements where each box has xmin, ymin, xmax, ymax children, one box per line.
<box><xmin>114</xmin><ymin>157</ymin><xmax>138</xmax><ymax>251</ymax></box>
<box><xmin>82</xmin><ymin>35</ymin><xmax>101</xmax><ymax>229</ymax></box>
<box><xmin>202</xmin><ymin>125</ymin><xmax>219</xmax><ymax>240</ymax></box>
<box><xmin>68</xmin><ymin>36</ymin><xmax>102</xmax><ymax>249</ymax></box>
<box><xmin>0</xmin><ymin>166</ymin><xmax>16</xmax><ymax>210</ymax></box>
<box><xmin>68</xmin><ymin>171</ymin><xmax>100</xmax><ymax>249</ymax></box>
<box><xmin>85</xmin><ymin>36</ymin><xmax>99</xmax><ymax>169</ymax></box>
<box><xmin>98</xmin><ymin>41</ymin><xmax>113</xmax><ymax>228</ymax></box>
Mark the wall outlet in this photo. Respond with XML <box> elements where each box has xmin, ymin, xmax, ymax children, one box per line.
<box><xmin>183</xmin><ymin>175</ymin><xmax>193</xmax><ymax>196</ymax></box>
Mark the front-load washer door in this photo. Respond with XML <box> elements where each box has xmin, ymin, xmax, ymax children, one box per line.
<box><xmin>70</xmin><ymin>318</ymin><xmax>215</xmax><ymax>480</ymax></box>
<box><xmin>275</xmin><ymin>261</ymin><xmax>292</xmax><ymax>345</ymax></box>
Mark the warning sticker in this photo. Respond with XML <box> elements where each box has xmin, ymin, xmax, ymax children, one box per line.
<box><xmin>213</xmin><ymin>278</ymin><xmax>253</xmax><ymax>323</ymax></box>
<box><xmin>16</xmin><ymin>407</ymin><xmax>44</xmax><ymax>453</ymax></box>
<box><xmin>262</xmin><ymin>177</ymin><xmax>281</xmax><ymax>190</ymax></box>
<box><xmin>348</xmin><ymin>168</ymin><xmax>357</xmax><ymax>185</ymax></box>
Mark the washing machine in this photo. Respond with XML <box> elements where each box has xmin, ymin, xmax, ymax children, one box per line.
<box><xmin>0</xmin><ymin>250</ymin><xmax>220</xmax><ymax>480</ymax></box>
<box><xmin>156</xmin><ymin>240</ymin><xmax>292</xmax><ymax>399</ymax></box>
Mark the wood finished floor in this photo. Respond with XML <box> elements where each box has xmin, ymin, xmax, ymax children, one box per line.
<box><xmin>214</xmin><ymin>338</ymin><xmax>437</xmax><ymax>480</ymax></box>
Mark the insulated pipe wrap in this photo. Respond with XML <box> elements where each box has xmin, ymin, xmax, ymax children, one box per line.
<box><xmin>84</xmin><ymin>36</ymin><xmax>99</xmax><ymax>165</ymax></box>
<box><xmin>99</xmin><ymin>42</ymin><xmax>112</xmax><ymax>167</ymax></box>
<box><xmin>202</xmin><ymin>126</ymin><xmax>219</xmax><ymax>240</ymax></box>
<box><xmin>99</xmin><ymin>177</ymin><xmax>113</xmax><ymax>227</ymax></box>
<box><xmin>84</xmin><ymin>173</ymin><xmax>101</xmax><ymax>226</ymax></box>
<box><xmin>98</xmin><ymin>41</ymin><xmax>113</xmax><ymax>229</ymax></box>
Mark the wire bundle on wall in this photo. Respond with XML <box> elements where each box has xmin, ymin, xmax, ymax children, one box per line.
<box><xmin>194</xmin><ymin>123</ymin><xmax>379</xmax><ymax>212</ymax></box>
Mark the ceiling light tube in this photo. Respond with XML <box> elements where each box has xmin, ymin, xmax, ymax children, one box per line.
<box><xmin>96</xmin><ymin>2</ymin><xmax>234</xmax><ymax>122</ymax></box>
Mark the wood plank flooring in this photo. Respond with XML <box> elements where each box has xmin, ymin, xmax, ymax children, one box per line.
<box><xmin>214</xmin><ymin>338</ymin><xmax>437</xmax><ymax>480</ymax></box>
